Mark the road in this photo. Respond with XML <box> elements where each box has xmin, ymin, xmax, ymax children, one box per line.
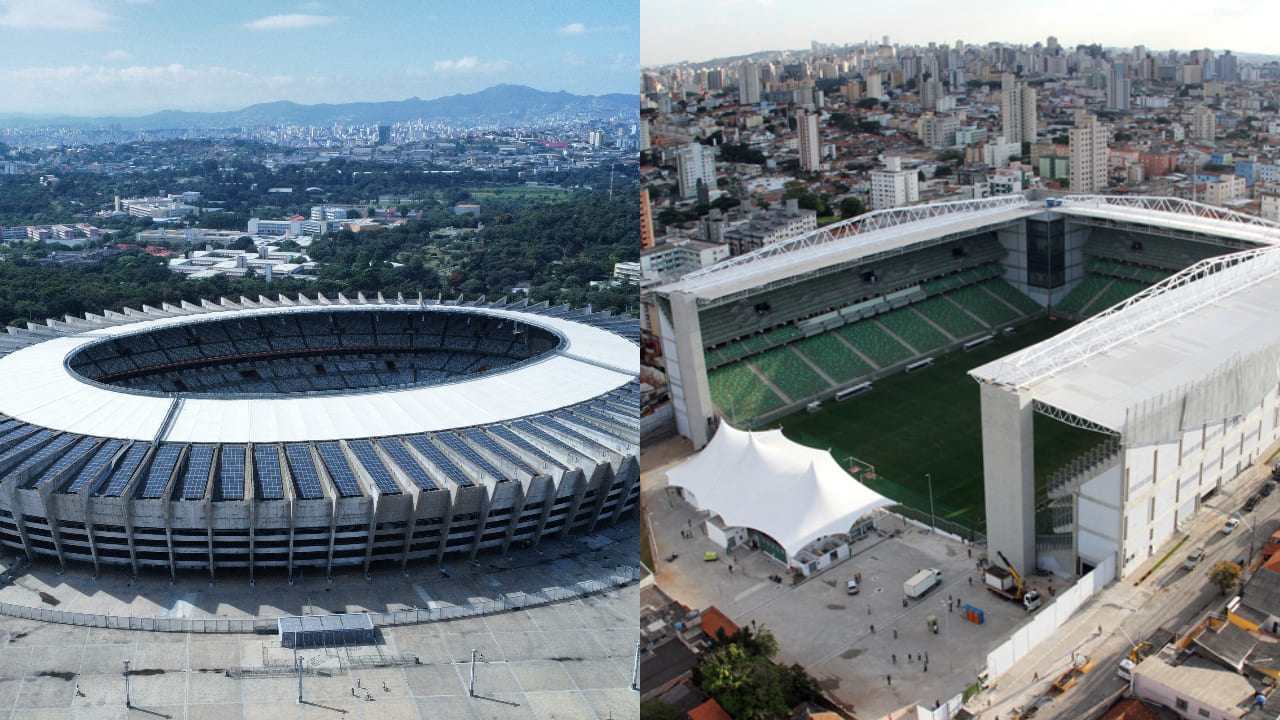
<box><xmin>1039</xmin><ymin>481</ymin><xmax>1278</xmax><ymax>720</ymax></box>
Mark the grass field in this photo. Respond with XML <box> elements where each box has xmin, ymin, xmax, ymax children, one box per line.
<box><xmin>467</xmin><ymin>185</ymin><xmax>573</xmax><ymax>200</ymax></box>
<box><xmin>777</xmin><ymin>317</ymin><xmax>1107</xmax><ymax>534</ymax></box>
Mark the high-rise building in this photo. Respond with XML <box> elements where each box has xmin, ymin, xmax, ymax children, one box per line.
<box><xmin>797</xmin><ymin>110</ymin><xmax>821</xmax><ymax>172</ymax></box>
<box><xmin>676</xmin><ymin>142</ymin><xmax>716</xmax><ymax>199</ymax></box>
<box><xmin>1215</xmin><ymin>51</ymin><xmax>1238</xmax><ymax>82</ymax></box>
<box><xmin>870</xmin><ymin>156</ymin><xmax>920</xmax><ymax>210</ymax></box>
<box><xmin>1001</xmin><ymin>74</ymin><xmax>1037</xmax><ymax>145</ymax></box>
<box><xmin>920</xmin><ymin>79</ymin><xmax>944</xmax><ymax>111</ymax></box>
<box><xmin>866</xmin><ymin>72</ymin><xmax>883</xmax><ymax>99</ymax></box>
<box><xmin>640</xmin><ymin>188</ymin><xmax>655</xmax><ymax>250</ymax></box>
<box><xmin>738</xmin><ymin>62</ymin><xmax>761</xmax><ymax>105</ymax></box>
<box><xmin>983</xmin><ymin>135</ymin><xmax>1017</xmax><ymax>168</ymax></box>
<box><xmin>918</xmin><ymin>114</ymin><xmax>958</xmax><ymax>148</ymax></box>
<box><xmin>1192</xmin><ymin>105</ymin><xmax>1216</xmax><ymax>141</ymax></box>
<box><xmin>1107</xmin><ymin>63</ymin><xmax>1131</xmax><ymax>111</ymax></box>
<box><xmin>1069</xmin><ymin>114</ymin><xmax>1110</xmax><ymax>193</ymax></box>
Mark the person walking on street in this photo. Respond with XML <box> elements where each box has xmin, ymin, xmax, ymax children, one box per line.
<box><xmin>887</xmin><ymin>673</ymin><xmax>892</xmax><ymax>686</ymax></box>
<box><xmin>867</xmin><ymin>603</ymin><xmax>872</xmax><ymax>615</ymax></box>
<box><xmin>892</xmin><ymin>653</ymin><xmax>897</xmax><ymax>664</ymax></box>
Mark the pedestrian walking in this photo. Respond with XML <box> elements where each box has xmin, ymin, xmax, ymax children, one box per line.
<box><xmin>892</xmin><ymin>628</ymin><xmax>898</xmax><ymax>639</ymax></box>
<box><xmin>870</xmin><ymin>624</ymin><xmax>875</xmax><ymax>634</ymax></box>
<box><xmin>923</xmin><ymin>663</ymin><xmax>928</xmax><ymax>673</ymax></box>
<box><xmin>867</xmin><ymin>603</ymin><xmax>872</xmax><ymax>615</ymax></box>
<box><xmin>969</xmin><ymin>576</ymin><xmax>972</xmax><ymax>585</ymax></box>
<box><xmin>902</xmin><ymin>597</ymin><xmax>908</xmax><ymax>608</ymax></box>
<box><xmin>968</xmin><ymin>547</ymin><xmax>972</xmax><ymax>558</ymax></box>
<box><xmin>357</xmin><ymin>679</ymin><xmax>361</xmax><ymax>689</ymax></box>
<box><xmin>925</xmin><ymin>651</ymin><xmax>929</xmax><ymax>663</ymax></box>
<box><xmin>1033</xmin><ymin>671</ymin><xmax>1039</xmax><ymax>681</ymax></box>
<box><xmin>908</xmin><ymin>653</ymin><xmax>913</xmax><ymax>663</ymax></box>
<box><xmin>891</xmin><ymin>653</ymin><xmax>896</xmax><ymax>664</ymax></box>
<box><xmin>887</xmin><ymin>673</ymin><xmax>892</xmax><ymax>686</ymax></box>
<box><xmin>728</xmin><ymin>564</ymin><xmax>733</xmax><ymax>573</ymax></box>
<box><xmin>352</xmin><ymin>688</ymin><xmax>356</xmax><ymax>697</ymax></box>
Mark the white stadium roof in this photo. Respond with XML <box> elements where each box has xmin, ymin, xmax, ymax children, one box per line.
<box><xmin>655</xmin><ymin>195</ymin><xmax>1280</xmax><ymax>303</ymax></box>
<box><xmin>0</xmin><ymin>302</ymin><xmax>638</xmax><ymax>443</ymax></box>
<box><xmin>971</xmin><ymin>245</ymin><xmax>1280</xmax><ymax>433</ymax></box>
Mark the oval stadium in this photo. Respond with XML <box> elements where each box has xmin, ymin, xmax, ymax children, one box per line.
<box><xmin>0</xmin><ymin>293</ymin><xmax>640</xmax><ymax>581</ymax></box>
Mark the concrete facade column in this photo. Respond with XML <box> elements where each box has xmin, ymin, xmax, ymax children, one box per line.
<box><xmin>663</xmin><ymin>292</ymin><xmax>715</xmax><ymax>449</ymax></box>
<box><xmin>980</xmin><ymin>381</ymin><xmax>1036</xmax><ymax>578</ymax></box>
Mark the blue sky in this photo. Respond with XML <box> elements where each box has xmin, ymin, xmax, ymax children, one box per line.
<box><xmin>0</xmin><ymin>0</ymin><xmax>637</xmax><ymax>116</ymax></box>
<box><xmin>642</xmin><ymin>0</ymin><xmax>1277</xmax><ymax>67</ymax></box>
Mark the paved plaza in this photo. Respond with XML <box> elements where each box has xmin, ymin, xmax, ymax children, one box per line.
<box><xmin>642</xmin><ymin>435</ymin><xmax>1060</xmax><ymax>719</ymax></box>
<box><xmin>0</xmin><ymin>527</ymin><xmax>640</xmax><ymax>720</ymax></box>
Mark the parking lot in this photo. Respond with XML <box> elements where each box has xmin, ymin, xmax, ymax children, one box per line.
<box><xmin>0</xmin><ymin>580</ymin><xmax>638</xmax><ymax>720</ymax></box>
<box><xmin>645</xmin><ymin>449</ymin><xmax>1061</xmax><ymax>719</ymax></box>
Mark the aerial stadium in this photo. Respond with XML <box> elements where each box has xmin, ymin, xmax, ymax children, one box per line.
<box><xmin>0</xmin><ymin>293</ymin><xmax>639</xmax><ymax>583</ymax></box>
<box><xmin>652</xmin><ymin>194</ymin><xmax>1280</xmax><ymax>580</ymax></box>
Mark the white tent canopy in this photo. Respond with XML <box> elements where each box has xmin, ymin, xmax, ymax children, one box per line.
<box><xmin>666</xmin><ymin>425</ymin><xmax>894</xmax><ymax>560</ymax></box>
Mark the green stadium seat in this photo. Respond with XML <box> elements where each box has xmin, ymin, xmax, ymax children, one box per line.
<box><xmin>707</xmin><ymin>362</ymin><xmax>787</xmax><ymax>421</ymax></box>
<box><xmin>792</xmin><ymin>333</ymin><xmax>873</xmax><ymax>383</ymax></box>
<box><xmin>836</xmin><ymin>320</ymin><xmax>913</xmax><ymax>368</ymax></box>
<box><xmin>1053</xmin><ymin>274</ymin><xmax>1110</xmax><ymax>315</ymax></box>
<box><xmin>750</xmin><ymin>346</ymin><xmax>831</xmax><ymax>401</ymax></box>
<box><xmin>878</xmin><ymin>308</ymin><xmax>949</xmax><ymax>353</ymax></box>
<box><xmin>981</xmin><ymin>279</ymin><xmax>1043</xmax><ymax>314</ymax></box>
<box><xmin>947</xmin><ymin>284</ymin><xmax>1020</xmax><ymax>326</ymax></box>
<box><xmin>914</xmin><ymin>296</ymin><xmax>986</xmax><ymax>338</ymax></box>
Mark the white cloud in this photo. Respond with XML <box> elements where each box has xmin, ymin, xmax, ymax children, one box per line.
<box><xmin>557</xmin><ymin>22</ymin><xmax>629</xmax><ymax>35</ymax></box>
<box><xmin>0</xmin><ymin>64</ymin><xmax>306</xmax><ymax>114</ymax></box>
<box><xmin>102</xmin><ymin>49</ymin><xmax>130</xmax><ymax>61</ymax></box>
<box><xmin>432</xmin><ymin>56</ymin><xmax>509</xmax><ymax>73</ymax></box>
<box><xmin>242</xmin><ymin>13</ymin><xmax>339</xmax><ymax>31</ymax></box>
<box><xmin>0</xmin><ymin>0</ymin><xmax>112</xmax><ymax>30</ymax></box>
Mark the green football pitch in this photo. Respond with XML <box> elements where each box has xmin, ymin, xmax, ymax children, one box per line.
<box><xmin>777</xmin><ymin>317</ymin><xmax>1108</xmax><ymax>534</ymax></box>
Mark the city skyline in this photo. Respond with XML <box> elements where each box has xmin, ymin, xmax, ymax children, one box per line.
<box><xmin>641</xmin><ymin>0</ymin><xmax>1280</xmax><ymax>67</ymax></box>
<box><xmin>0</xmin><ymin>0</ymin><xmax>637</xmax><ymax>117</ymax></box>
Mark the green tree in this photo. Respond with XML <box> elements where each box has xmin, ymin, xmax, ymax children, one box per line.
<box><xmin>1209</xmin><ymin>560</ymin><xmax>1242</xmax><ymax>595</ymax></box>
<box><xmin>856</xmin><ymin>97</ymin><xmax>879</xmax><ymax>110</ymax></box>
<box><xmin>839</xmin><ymin>196</ymin><xmax>866</xmax><ymax>219</ymax></box>
<box><xmin>700</xmin><ymin>644</ymin><xmax>790</xmax><ymax>720</ymax></box>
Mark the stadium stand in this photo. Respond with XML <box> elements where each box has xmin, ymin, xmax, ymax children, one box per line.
<box><xmin>834</xmin><ymin>320</ymin><xmax>913</xmax><ymax>368</ymax></box>
<box><xmin>791</xmin><ymin>333</ymin><xmax>874</xmax><ymax>383</ymax></box>
<box><xmin>749</xmin><ymin>346</ymin><xmax>830</xmax><ymax>401</ymax></box>
<box><xmin>707</xmin><ymin>362</ymin><xmax>787</xmax><ymax>420</ymax></box>
<box><xmin>1053</xmin><ymin>274</ymin><xmax>1111</xmax><ymax>316</ymax></box>
<box><xmin>913</xmin><ymin>296</ymin><xmax>987</xmax><ymax>338</ymax></box>
<box><xmin>877</xmin><ymin>307</ymin><xmax>950</xmax><ymax>353</ymax></box>
<box><xmin>981</xmin><ymin>278</ymin><xmax>1044</xmax><ymax>315</ymax></box>
<box><xmin>1081</xmin><ymin>278</ymin><xmax>1148</xmax><ymax>315</ymax></box>
<box><xmin>947</xmin><ymin>284</ymin><xmax>1021</xmax><ymax>326</ymax></box>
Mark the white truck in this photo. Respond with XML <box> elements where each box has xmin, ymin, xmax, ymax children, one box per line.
<box><xmin>904</xmin><ymin>568</ymin><xmax>943</xmax><ymax>599</ymax></box>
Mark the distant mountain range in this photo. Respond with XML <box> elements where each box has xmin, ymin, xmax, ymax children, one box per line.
<box><xmin>0</xmin><ymin>84</ymin><xmax>638</xmax><ymax>130</ymax></box>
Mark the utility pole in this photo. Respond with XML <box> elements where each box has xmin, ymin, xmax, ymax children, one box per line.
<box><xmin>295</xmin><ymin>647</ymin><xmax>302</xmax><ymax>704</ymax></box>
<box><xmin>469</xmin><ymin>649</ymin><xmax>480</xmax><ymax>697</ymax></box>
<box><xmin>927</xmin><ymin>473</ymin><xmax>935</xmax><ymax>533</ymax></box>
<box><xmin>632</xmin><ymin>640</ymin><xmax>641</xmax><ymax>691</ymax></box>
<box><xmin>123</xmin><ymin>660</ymin><xmax>131</xmax><ymax>709</ymax></box>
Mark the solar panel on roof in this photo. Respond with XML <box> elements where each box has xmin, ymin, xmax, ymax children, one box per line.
<box><xmin>316</xmin><ymin>442</ymin><xmax>362</xmax><ymax>498</ymax></box>
<box><xmin>462</xmin><ymin>428</ymin><xmax>535</xmax><ymax>475</ymax></box>
<box><xmin>437</xmin><ymin>433</ymin><xmax>504</xmax><ymax>479</ymax></box>
<box><xmin>536</xmin><ymin>417</ymin><xmax>603</xmax><ymax>449</ymax></box>
<box><xmin>15</xmin><ymin>433</ymin><xmax>77</xmax><ymax>474</ymax></box>
<box><xmin>140</xmin><ymin>444</ymin><xmax>183</xmax><ymax>498</ymax></box>
<box><xmin>219</xmin><ymin>445</ymin><xmax>246</xmax><ymax>500</ymax></box>
<box><xmin>375</xmin><ymin>440</ymin><xmax>436</xmax><ymax>490</ymax></box>
<box><xmin>407</xmin><ymin>436</ymin><xmax>471</xmax><ymax>487</ymax></box>
<box><xmin>285</xmin><ymin>444</ymin><xmax>324</xmax><ymax>499</ymax></box>
<box><xmin>30</xmin><ymin>436</ymin><xmax>97</xmax><ymax>488</ymax></box>
<box><xmin>182</xmin><ymin>445</ymin><xmax>215</xmax><ymax>500</ymax></box>
<box><xmin>253</xmin><ymin>445</ymin><xmax>283</xmax><ymax>500</ymax></box>
<box><xmin>512</xmin><ymin>420</ymin><xmax>579</xmax><ymax>457</ymax></box>
<box><xmin>0</xmin><ymin>428</ymin><xmax>55</xmax><ymax>467</ymax></box>
<box><xmin>65</xmin><ymin>440</ymin><xmax>123</xmax><ymax>494</ymax></box>
<box><xmin>349</xmin><ymin>441</ymin><xmax>401</xmax><ymax>495</ymax></box>
<box><xmin>490</xmin><ymin>425</ymin><xmax>566</xmax><ymax>471</ymax></box>
<box><xmin>99</xmin><ymin>443</ymin><xmax>150</xmax><ymax>497</ymax></box>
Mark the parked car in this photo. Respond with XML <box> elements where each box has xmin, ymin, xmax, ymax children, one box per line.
<box><xmin>1182</xmin><ymin>547</ymin><xmax>1205</xmax><ymax>571</ymax></box>
<box><xmin>1262</xmin><ymin>483</ymin><xmax>1274</xmax><ymax>497</ymax></box>
<box><xmin>1245</xmin><ymin>496</ymin><xmax>1260</xmax><ymax>512</ymax></box>
<box><xmin>1223</xmin><ymin>518</ymin><xmax>1241</xmax><ymax>534</ymax></box>
<box><xmin>846</xmin><ymin>578</ymin><xmax>859</xmax><ymax>595</ymax></box>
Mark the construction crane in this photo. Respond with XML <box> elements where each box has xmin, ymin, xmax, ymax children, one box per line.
<box><xmin>984</xmin><ymin>551</ymin><xmax>1042</xmax><ymax>611</ymax></box>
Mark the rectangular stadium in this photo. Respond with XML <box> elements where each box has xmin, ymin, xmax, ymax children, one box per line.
<box><xmin>653</xmin><ymin>193</ymin><xmax>1280</xmax><ymax>580</ymax></box>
